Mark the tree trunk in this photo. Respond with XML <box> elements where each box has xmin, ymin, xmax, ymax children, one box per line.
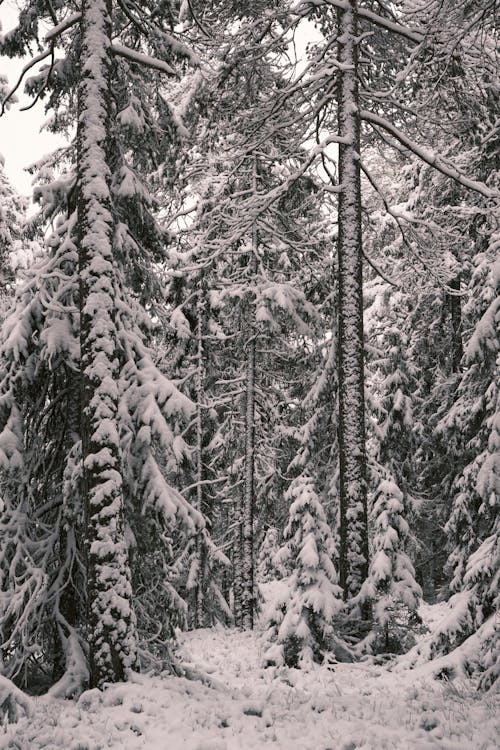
<box><xmin>240</xmin><ymin>156</ymin><xmax>258</xmax><ymax>630</ymax></box>
<box><xmin>52</xmin><ymin>370</ymin><xmax>81</xmax><ymax>682</ymax></box>
<box><xmin>232</xmin><ymin>488</ymin><xmax>244</xmax><ymax>628</ymax></box>
<box><xmin>448</xmin><ymin>273</ymin><xmax>463</xmax><ymax>372</ymax></box>
<box><xmin>191</xmin><ymin>286</ymin><xmax>205</xmax><ymax>628</ymax></box>
<box><xmin>336</xmin><ymin>1</ymin><xmax>369</xmax><ymax>602</ymax></box>
<box><xmin>77</xmin><ymin>0</ymin><xmax>137</xmax><ymax>687</ymax></box>
<box><xmin>241</xmin><ymin>322</ymin><xmax>256</xmax><ymax>629</ymax></box>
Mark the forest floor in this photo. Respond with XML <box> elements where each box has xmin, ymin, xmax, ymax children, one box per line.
<box><xmin>1</xmin><ymin>605</ymin><xmax>498</xmax><ymax>750</ymax></box>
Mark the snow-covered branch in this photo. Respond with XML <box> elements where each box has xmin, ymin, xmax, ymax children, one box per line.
<box><xmin>44</xmin><ymin>13</ymin><xmax>82</xmax><ymax>43</ymax></box>
<box><xmin>1</xmin><ymin>49</ymin><xmax>51</xmax><ymax>115</ymax></box>
<box><xmin>361</xmin><ymin>110</ymin><xmax>498</xmax><ymax>200</ymax></box>
<box><xmin>111</xmin><ymin>45</ymin><xmax>178</xmax><ymax>77</ymax></box>
<box><xmin>294</xmin><ymin>0</ymin><xmax>424</xmax><ymax>43</ymax></box>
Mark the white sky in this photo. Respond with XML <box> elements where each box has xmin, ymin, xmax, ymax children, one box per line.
<box><xmin>0</xmin><ymin>4</ymin><xmax>321</xmax><ymax>200</ymax></box>
<box><xmin>0</xmin><ymin>0</ymin><xmax>63</xmax><ymax>198</ymax></box>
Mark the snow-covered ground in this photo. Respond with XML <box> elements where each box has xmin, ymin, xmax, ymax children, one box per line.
<box><xmin>2</xmin><ymin>612</ymin><xmax>498</xmax><ymax>750</ymax></box>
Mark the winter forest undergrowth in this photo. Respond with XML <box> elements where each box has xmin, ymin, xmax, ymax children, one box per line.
<box><xmin>0</xmin><ymin>0</ymin><xmax>498</xmax><ymax>748</ymax></box>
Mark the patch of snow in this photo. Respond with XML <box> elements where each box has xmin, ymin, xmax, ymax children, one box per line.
<box><xmin>5</xmin><ymin>624</ymin><xmax>498</xmax><ymax>749</ymax></box>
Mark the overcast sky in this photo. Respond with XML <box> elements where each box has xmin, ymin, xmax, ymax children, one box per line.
<box><xmin>0</xmin><ymin>1</ymin><xmax>63</xmax><ymax>198</ymax></box>
<box><xmin>1</xmin><ymin>3</ymin><xmax>319</xmax><ymax>200</ymax></box>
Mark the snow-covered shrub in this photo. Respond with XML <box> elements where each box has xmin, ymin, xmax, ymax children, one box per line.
<box><xmin>262</xmin><ymin>475</ymin><xmax>343</xmax><ymax>667</ymax></box>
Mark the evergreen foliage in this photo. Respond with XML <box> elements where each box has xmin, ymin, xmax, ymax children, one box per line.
<box><xmin>0</xmin><ymin>0</ymin><xmax>497</xmax><ymax>698</ymax></box>
<box><xmin>355</xmin><ymin>480</ymin><xmax>421</xmax><ymax>650</ymax></box>
<box><xmin>263</xmin><ymin>475</ymin><xmax>343</xmax><ymax>667</ymax></box>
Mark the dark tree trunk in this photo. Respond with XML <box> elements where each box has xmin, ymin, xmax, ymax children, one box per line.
<box><xmin>448</xmin><ymin>273</ymin><xmax>463</xmax><ymax>372</ymax></box>
<box><xmin>336</xmin><ymin>1</ymin><xmax>369</xmax><ymax>602</ymax></box>
<box><xmin>52</xmin><ymin>371</ymin><xmax>81</xmax><ymax>682</ymax></box>
<box><xmin>240</xmin><ymin>156</ymin><xmax>258</xmax><ymax>630</ymax></box>
<box><xmin>233</xmin><ymin>488</ymin><xmax>244</xmax><ymax>628</ymax></box>
<box><xmin>241</xmin><ymin>320</ymin><xmax>256</xmax><ymax>629</ymax></box>
<box><xmin>191</xmin><ymin>286</ymin><xmax>206</xmax><ymax>628</ymax></box>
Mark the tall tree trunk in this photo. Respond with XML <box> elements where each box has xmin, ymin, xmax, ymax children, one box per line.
<box><xmin>52</xmin><ymin>370</ymin><xmax>81</xmax><ymax>682</ymax></box>
<box><xmin>336</xmin><ymin>1</ymin><xmax>369</xmax><ymax>602</ymax></box>
<box><xmin>233</xmin><ymin>488</ymin><xmax>244</xmax><ymax>628</ymax></box>
<box><xmin>241</xmin><ymin>321</ymin><xmax>256</xmax><ymax>629</ymax></box>
<box><xmin>191</xmin><ymin>286</ymin><xmax>205</xmax><ymax>628</ymax></box>
<box><xmin>77</xmin><ymin>0</ymin><xmax>137</xmax><ymax>687</ymax></box>
<box><xmin>448</xmin><ymin>273</ymin><xmax>463</xmax><ymax>372</ymax></box>
<box><xmin>240</xmin><ymin>156</ymin><xmax>258</xmax><ymax>630</ymax></box>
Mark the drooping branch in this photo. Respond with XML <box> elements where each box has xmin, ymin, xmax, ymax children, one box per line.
<box><xmin>360</xmin><ymin>160</ymin><xmax>466</xmax><ymax>291</ymax></box>
<box><xmin>295</xmin><ymin>0</ymin><xmax>424</xmax><ymax>43</ymax></box>
<box><xmin>20</xmin><ymin>46</ymin><xmax>55</xmax><ymax>112</ymax></box>
<box><xmin>1</xmin><ymin>49</ymin><xmax>51</xmax><ymax>116</ymax></box>
<box><xmin>360</xmin><ymin>110</ymin><xmax>498</xmax><ymax>200</ymax></box>
<box><xmin>111</xmin><ymin>44</ymin><xmax>178</xmax><ymax>77</ymax></box>
<box><xmin>362</xmin><ymin>250</ymin><xmax>398</xmax><ymax>288</ymax></box>
<box><xmin>44</xmin><ymin>12</ymin><xmax>82</xmax><ymax>43</ymax></box>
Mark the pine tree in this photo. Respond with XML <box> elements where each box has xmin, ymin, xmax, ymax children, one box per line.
<box><xmin>292</xmin><ymin>0</ymin><xmax>497</xmax><ymax>630</ymax></box>
<box><xmin>163</xmin><ymin>11</ymin><xmax>331</xmax><ymax>631</ymax></box>
<box><xmin>0</xmin><ymin>156</ymin><xmax>24</xmax><ymax>304</ymax></box>
<box><xmin>429</xmin><ymin>232</ymin><xmax>499</xmax><ymax>685</ymax></box>
<box><xmin>335</xmin><ymin>0</ymin><xmax>370</xmax><ymax>604</ymax></box>
<box><xmin>257</xmin><ymin>527</ymin><xmax>284</xmax><ymax>584</ymax></box>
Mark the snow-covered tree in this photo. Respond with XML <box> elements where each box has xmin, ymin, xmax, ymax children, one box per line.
<box><xmin>0</xmin><ymin>0</ymin><xmax>204</xmax><ymax>690</ymax></box>
<box><xmin>257</xmin><ymin>527</ymin><xmax>284</xmax><ymax>584</ymax></box>
<box><xmin>263</xmin><ymin>475</ymin><xmax>343</xmax><ymax>667</ymax></box>
<box><xmin>161</xmin><ymin>8</ymin><xmax>332</xmax><ymax>631</ymax></box>
<box><xmin>355</xmin><ymin>480</ymin><xmax>421</xmax><ymax>649</ymax></box>
<box><xmin>428</xmin><ymin>233</ymin><xmax>499</xmax><ymax>686</ymax></box>
<box><xmin>0</xmin><ymin>155</ymin><xmax>24</xmax><ymax>303</ymax></box>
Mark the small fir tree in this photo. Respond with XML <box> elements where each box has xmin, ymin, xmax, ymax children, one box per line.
<box><xmin>263</xmin><ymin>475</ymin><xmax>343</xmax><ymax>667</ymax></box>
<box><xmin>356</xmin><ymin>479</ymin><xmax>421</xmax><ymax>650</ymax></box>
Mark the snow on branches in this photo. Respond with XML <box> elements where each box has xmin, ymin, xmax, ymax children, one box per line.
<box><xmin>262</xmin><ymin>475</ymin><xmax>343</xmax><ymax>667</ymax></box>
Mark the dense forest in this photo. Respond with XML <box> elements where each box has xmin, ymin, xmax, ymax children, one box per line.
<box><xmin>0</xmin><ymin>0</ymin><xmax>498</xmax><ymax>725</ymax></box>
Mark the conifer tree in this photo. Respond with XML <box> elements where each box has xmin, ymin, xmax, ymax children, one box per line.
<box><xmin>355</xmin><ymin>480</ymin><xmax>421</xmax><ymax>649</ymax></box>
<box><xmin>0</xmin><ymin>155</ymin><xmax>23</xmax><ymax>303</ymax></box>
<box><xmin>257</xmin><ymin>527</ymin><xmax>284</xmax><ymax>584</ymax></box>
<box><xmin>291</xmin><ymin>0</ymin><xmax>498</xmax><ymax>628</ymax></box>
<box><xmin>163</xmin><ymin>9</ymin><xmax>331</xmax><ymax>630</ymax></box>
<box><xmin>263</xmin><ymin>474</ymin><xmax>343</xmax><ymax>667</ymax></box>
<box><xmin>0</xmin><ymin>0</ymin><xmax>203</xmax><ymax>689</ymax></box>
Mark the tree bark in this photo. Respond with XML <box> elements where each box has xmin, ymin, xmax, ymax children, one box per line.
<box><xmin>232</xmin><ymin>488</ymin><xmax>244</xmax><ymax>628</ymax></box>
<box><xmin>240</xmin><ymin>156</ymin><xmax>258</xmax><ymax>630</ymax></box>
<box><xmin>77</xmin><ymin>0</ymin><xmax>137</xmax><ymax>687</ymax></box>
<box><xmin>448</xmin><ymin>274</ymin><xmax>463</xmax><ymax>372</ymax></box>
<box><xmin>191</xmin><ymin>285</ymin><xmax>206</xmax><ymax>628</ymax></box>
<box><xmin>336</xmin><ymin>1</ymin><xmax>369</xmax><ymax>601</ymax></box>
<box><xmin>52</xmin><ymin>370</ymin><xmax>81</xmax><ymax>682</ymax></box>
<box><xmin>241</xmin><ymin>321</ymin><xmax>256</xmax><ymax>629</ymax></box>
